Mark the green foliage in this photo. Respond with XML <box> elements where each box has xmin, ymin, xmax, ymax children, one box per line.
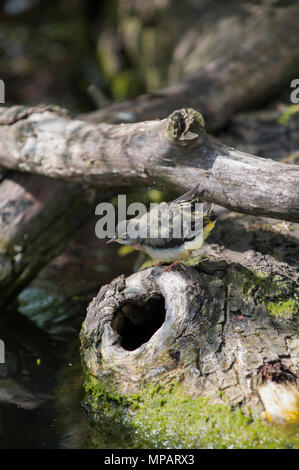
<box><xmin>278</xmin><ymin>105</ymin><xmax>299</xmax><ymax>125</ymax></box>
<box><xmin>111</xmin><ymin>70</ymin><xmax>142</xmax><ymax>100</ymax></box>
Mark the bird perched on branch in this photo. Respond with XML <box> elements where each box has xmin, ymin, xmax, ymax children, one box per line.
<box><xmin>107</xmin><ymin>185</ymin><xmax>216</xmax><ymax>269</ymax></box>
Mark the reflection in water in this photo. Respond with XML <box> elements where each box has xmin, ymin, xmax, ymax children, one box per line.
<box><xmin>0</xmin><ymin>309</ymin><xmax>88</xmax><ymax>448</ymax></box>
<box><xmin>0</xmin><ymin>217</ymin><xmax>137</xmax><ymax>449</ymax></box>
<box><xmin>0</xmin><ymin>191</ymin><xmax>166</xmax><ymax>449</ymax></box>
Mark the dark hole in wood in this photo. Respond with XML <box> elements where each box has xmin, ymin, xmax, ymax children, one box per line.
<box><xmin>111</xmin><ymin>298</ymin><xmax>166</xmax><ymax>351</ymax></box>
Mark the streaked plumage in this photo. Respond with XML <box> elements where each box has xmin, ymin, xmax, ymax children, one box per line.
<box><xmin>107</xmin><ymin>185</ymin><xmax>216</xmax><ymax>264</ymax></box>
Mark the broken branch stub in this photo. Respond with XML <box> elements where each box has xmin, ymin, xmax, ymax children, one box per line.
<box><xmin>0</xmin><ymin>105</ymin><xmax>298</xmax><ymax>222</ymax></box>
<box><xmin>167</xmin><ymin>108</ymin><xmax>206</xmax><ymax>146</ymax></box>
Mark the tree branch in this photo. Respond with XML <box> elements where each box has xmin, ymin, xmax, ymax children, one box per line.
<box><xmin>79</xmin><ymin>3</ymin><xmax>299</xmax><ymax>131</ymax></box>
<box><xmin>0</xmin><ymin>171</ymin><xmax>95</xmax><ymax>305</ymax></box>
<box><xmin>0</xmin><ymin>105</ymin><xmax>298</xmax><ymax>222</ymax></box>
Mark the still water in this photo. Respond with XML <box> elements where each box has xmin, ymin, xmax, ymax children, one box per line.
<box><xmin>0</xmin><ymin>218</ymin><xmax>136</xmax><ymax>449</ymax></box>
<box><xmin>0</xmin><ymin>309</ymin><xmax>87</xmax><ymax>448</ymax></box>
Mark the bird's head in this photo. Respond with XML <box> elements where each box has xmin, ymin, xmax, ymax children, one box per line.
<box><xmin>106</xmin><ymin>232</ymin><xmax>138</xmax><ymax>247</ymax></box>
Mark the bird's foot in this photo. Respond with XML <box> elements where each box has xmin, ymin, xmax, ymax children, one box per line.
<box><xmin>159</xmin><ymin>260</ymin><xmax>181</xmax><ymax>273</ymax></box>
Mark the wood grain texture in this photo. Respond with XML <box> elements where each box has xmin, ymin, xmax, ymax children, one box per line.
<box><xmin>0</xmin><ymin>172</ymin><xmax>95</xmax><ymax>305</ymax></box>
<box><xmin>81</xmin><ymin>256</ymin><xmax>298</xmax><ymax>413</ymax></box>
<box><xmin>0</xmin><ymin>106</ymin><xmax>298</xmax><ymax>222</ymax></box>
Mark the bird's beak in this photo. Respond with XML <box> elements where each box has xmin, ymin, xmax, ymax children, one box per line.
<box><xmin>106</xmin><ymin>237</ymin><xmax>122</xmax><ymax>244</ymax></box>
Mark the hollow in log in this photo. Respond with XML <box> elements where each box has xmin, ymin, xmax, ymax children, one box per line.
<box><xmin>81</xmin><ymin>257</ymin><xmax>299</xmax><ymax>425</ymax></box>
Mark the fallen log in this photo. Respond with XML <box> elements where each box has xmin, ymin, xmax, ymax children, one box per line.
<box><xmin>79</xmin><ymin>2</ymin><xmax>299</xmax><ymax>131</ymax></box>
<box><xmin>0</xmin><ymin>171</ymin><xmax>95</xmax><ymax>306</ymax></box>
<box><xmin>0</xmin><ymin>106</ymin><xmax>298</xmax><ymax>222</ymax></box>
<box><xmin>81</xmin><ymin>255</ymin><xmax>299</xmax><ymax>425</ymax></box>
<box><xmin>218</xmin><ymin>105</ymin><xmax>299</xmax><ymax>163</ymax></box>
<box><xmin>81</xmin><ymin>199</ymin><xmax>299</xmax><ymax>434</ymax></box>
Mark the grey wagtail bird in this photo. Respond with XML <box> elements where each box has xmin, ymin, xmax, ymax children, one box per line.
<box><xmin>107</xmin><ymin>185</ymin><xmax>216</xmax><ymax>269</ymax></box>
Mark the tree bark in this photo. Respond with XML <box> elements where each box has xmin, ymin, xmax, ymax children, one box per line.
<box><xmin>218</xmin><ymin>105</ymin><xmax>299</xmax><ymax>163</ymax></box>
<box><xmin>0</xmin><ymin>171</ymin><xmax>95</xmax><ymax>306</ymax></box>
<box><xmin>0</xmin><ymin>105</ymin><xmax>298</xmax><ymax>223</ymax></box>
<box><xmin>79</xmin><ymin>2</ymin><xmax>299</xmax><ymax>131</ymax></box>
<box><xmin>81</xmin><ymin>250</ymin><xmax>299</xmax><ymax>423</ymax></box>
<box><xmin>81</xmin><ymin>203</ymin><xmax>299</xmax><ymax>424</ymax></box>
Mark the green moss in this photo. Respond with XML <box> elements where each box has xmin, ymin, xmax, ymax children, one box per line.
<box><xmin>83</xmin><ymin>376</ymin><xmax>299</xmax><ymax>449</ymax></box>
<box><xmin>267</xmin><ymin>299</ymin><xmax>298</xmax><ymax>319</ymax></box>
<box><xmin>241</xmin><ymin>269</ymin><xmax>298</xmax><ymax>320</ymax></box>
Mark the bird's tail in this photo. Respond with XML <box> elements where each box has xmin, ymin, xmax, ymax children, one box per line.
<box><xmin>172</xmin><ymin>184</ymin><xmax>204</xmax><ymax>205</ymax></box>
<box><xmin>173</xmin><ymin>184</ymin><xmax>216</xmax><ymax>221</ymax></box>
<box><xmin>204</xmin><ymin>202</ymin><xmax>216</xmax><ymax>221</ymax></box>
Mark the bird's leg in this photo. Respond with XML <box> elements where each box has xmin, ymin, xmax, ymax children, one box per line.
<box><xmin>159</xmin><ymin>260</ymin><xmax>181</xmax><ymax>273</ymax></box>
<box><xmin>152</xmin><ymin>261</ymin><xmax>167</xmax><ymax>267</ymax></box>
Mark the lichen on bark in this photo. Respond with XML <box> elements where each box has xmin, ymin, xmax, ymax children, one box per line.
<box><xmin>80</xmin><ymin>255</ymin><xmax>299</xmax><ymax>433</ymax></box>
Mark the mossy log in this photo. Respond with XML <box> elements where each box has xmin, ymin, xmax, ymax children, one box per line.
<box><xmin>81</xmin><ymin>235</ymin><xmax>299</xmax><ymax>425</ymax></box>
<box><xmin>81</xmin><ymin>209</ymin><xmax>299</xmax><ymax>446</ymax></box>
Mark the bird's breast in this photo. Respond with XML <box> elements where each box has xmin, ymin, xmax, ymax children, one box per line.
<box><xmin>143</xmin><ymin>244</ymin><xmax>189</xmax><ymax>262</ymax></box>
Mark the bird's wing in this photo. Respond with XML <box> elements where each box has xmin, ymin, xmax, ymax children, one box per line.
<box><xmin>172</xmin><ymin>184</ymin><xmax>214</xmax><ymax>217</ymax></box>
<box><xmin>127</xmin><ymin>185</ymin><xmax>216</xmax><ymax>249</ymax></box>
<box><xmin>138</xmin><ymin>201</ymin><xmax>215</xmax><ymax>249</ymax></box>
